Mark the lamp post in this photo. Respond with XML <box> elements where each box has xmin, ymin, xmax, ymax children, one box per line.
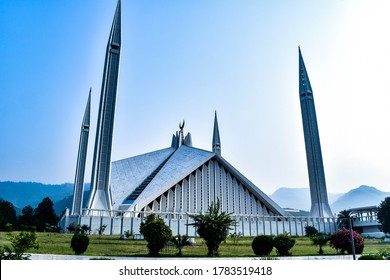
<box><xmin>348</xmin><ymin>215</ymin><xmax>356</xmax><ymax>260</ymax></box>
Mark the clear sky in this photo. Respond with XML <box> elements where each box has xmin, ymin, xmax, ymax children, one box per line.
<box><xmin>1</xmin><ymin>0</ymin><xmax>389</xmax><ymax>195</ymax></box>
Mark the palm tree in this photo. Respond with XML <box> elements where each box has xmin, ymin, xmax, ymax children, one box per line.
<box><xmin>337</xmin><ymin>209</ymin><xmax>356</xmax><ymax>260</ymax></box>
<box><xmin>311</xmin><ymin>234</ymin><xmax>329</xmax><ymax>255</ymax></box>
<box><xmin>170</xmin><ymin>235</ymin><xmax>192</xmax><ymax>256</ymax></box>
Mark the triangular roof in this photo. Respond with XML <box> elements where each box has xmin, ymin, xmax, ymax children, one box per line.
<box><xmin>110</xmin><ymin>144</ymin><xmax>287</xmax><ymax>216</ymax></box>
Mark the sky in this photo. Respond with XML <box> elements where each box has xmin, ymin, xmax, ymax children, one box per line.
<box><xmin>0</xmin><ymin>0</ymin><xmax>389</xmax><ymax>195</ymax></box>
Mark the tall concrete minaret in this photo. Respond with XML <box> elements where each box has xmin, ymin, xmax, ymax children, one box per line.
<box><xmin>71</xmin><ymin>89</ymin><xmax>91</xmax><ymax>215</ymax></box>
<box><xmin>212</xmin><ymin>111</ymin><xmax>221</xmax><ymax>156</ymax></box>
<box><xmin>87</xmin><ymin>0</ymin><xmax>121</xmax><ymax>211</ymax></box>
<box><xmin>298</xmin><ymin>47</ymin><xmax>333</xmax><ymax>217</ymax></box>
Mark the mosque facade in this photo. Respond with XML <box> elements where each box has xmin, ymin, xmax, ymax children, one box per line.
<box><xmin>59</xmin><ymin>0</ymin><xmax>337</xmax><ymax>236</ymax></box>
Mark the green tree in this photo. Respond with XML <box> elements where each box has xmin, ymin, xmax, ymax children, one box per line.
<box><xmin>34</xmin><ymin>197</ymin><xmax>58</xmax><ymax>232</ymax></box>
<box><xmin>336</xmin><ymin>209</ymin><xmax>357</xmax><ymax>259</ymax></box>
<box><xmin>140</xmin><ymin>214</ymin><xmax>172</xmax><ymax>256</ymax></box>
<box><xmin>310</xmin><ymin>233</ymin><xmax>329</xmax><ymax>255</ymax></box>
<box><xmin>0</xmin><ymin>199</ymin><xmax>17</xmax><ymax>231</ymax></box>
<box><xmin>170</xmin><ymin>235</ymin><xmax>192</xmax><ymax>256</ymax></box>
<box><xmin>188</xmin><ymin>200</ymin><xmax>235</xmax><ymax>257</ymax></box>
<box><xmin>18</xmin><ymin>205</ymin><xmax>35</xmax><ymax>229</ymax></box>
<box><xmin>337</xmin><ymin>209</ymin><xmax>354</xmax><ymax>229</ymax></box>
<box><xmin>1</xmin><ymin>231</ymin><xmax>39</xmax><ymax>260</ymax></box>
<box><xmin>377</xmin><ymin>197</ymin><xmax>390</xmax><ymax>234</ymax></box>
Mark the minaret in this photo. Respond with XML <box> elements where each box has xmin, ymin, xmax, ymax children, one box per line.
<box><xmin>71</xmin><ymin>89</ymin><xmax>91</xmax><ymax>215</ymax></box>
<box><xmin>298</xmin><ymin>47</ymin><xmax>333</xmax><ymax>217</ymax></box>
<box><xmin>87</xmin><ymin>0</ymin><xmax>121</xmax><ymax>211</ymax></box>
<box><xmin>212</xmin><ymin>111</ymin><xmax>221</xmax><ymax>156</ymax></box>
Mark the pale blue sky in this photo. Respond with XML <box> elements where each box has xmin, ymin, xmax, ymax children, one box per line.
<box><xmin>1</xmin><ymin>0</ymin><xmax>389</xmax><ymax>195</ymax></box>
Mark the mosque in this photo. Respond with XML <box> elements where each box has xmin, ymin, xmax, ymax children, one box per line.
<box><xmin>59</xmin><ymin>0</ymin><xmax>337</xmax><ymax>236</ymax></box>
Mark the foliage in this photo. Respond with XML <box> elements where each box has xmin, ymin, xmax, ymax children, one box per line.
<box><xmin>140</xmin><ymin>214</ymin><xmax>172</xmax><ymax>256</ymax></box>
<box><xmin>1</xmin><ymin>231</ymin><xmax>39</xmax><ymax>260</ymax></box>
<box><xmin>310</xmin><ymin>233</ymin><xmax>330</xmax><ymax>255</ymax></box>
<box><xmin>97</xmin><ymin>224</ymin><xmax>107</xmax><ymax>235</ymax></box>
<box><xmin>67</xmin><ymin>223</ymin><xmax>77</xmax><ymax>233</ymax></box>
<box><xmin>273</xmin><ymin>233</ymin><xmax>296</xmax><ymax>256</ymax></box>
<box><xmin>80</xmin><ymin>224</ymin><xmax>91</xmax><ymax>234</ymax></box>
<box><xmin>337</xmin><ymin>209</ymin><xmax>354</xmax><ymax>229</ymax></box>
<box><xmin>5</xmin><ymin>223</ymin><xmax>13</xmax><ymax>232</ymax></box>
<box><xmin>358</xmin><ymin>254</ymin><xmax>384</xmax><ymax>260</ymax></box>
<box><xmin>304</xmin><ymin>226</ymin><xmax>318</xmax><ymax>237</ymax></box>
<box><xmin>70</xmin><ymin>233</ymin><xmax>89</xmax><ymax>255</ymax></box>
<box><xmin>1</xmin><ymin>232</ymin><xmax>389</xmax><ymax>257</ymax></box>
<box><xmin>188</xmin><ymin>200</ymin><xmax>235</xmax><ymax>257</ymax></box>
<box><xmin>170</xmin><ymin>235</ymin><xmax>192</xmax><ymax>256</ymax></box>
<box><xmin>378</xmin><ymin>248</ymin><xmax>390</xmax><ymax>260</ymax></box>
<box><xmin>34</xmin><ymin>197</ymin><xmax>58</xmax><ymax>232</ymax></box>
<box><xmin>229</xmin><ymin>232</ymin><xmax>242</xmax><ymax>244</ymax></box>
<box><xmin>0</xmin><ymin>200</ymin><xmax>17</xmax><ymax>231</ymax></box>
<box><xmin>329</xmin><ymin>227</ymin><xmax>364</xmax><ymax>254</ymax></box>
<box><xmin>124</xmin><ymin>230</ymin><xmax>133</xmax><ymax>239</ymax></box>
<box><xmin>18</xmin><ymin>205</ymin><xmax>35</xmax><ymax>229</ymax></box>
<box><xmin>377</xmin><ymin>197</ymin><xmax>390</xmax><ymax>234</ymax></box>
<box><xmin>251</xmin><ymin>235</ymin><xmax>274</xmax><ymax>256</ymax></box>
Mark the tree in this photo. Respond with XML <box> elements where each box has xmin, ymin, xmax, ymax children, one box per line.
<box><xmin>188</xmin><ymin>200</ymin><xmax>235</xmax><ymax>257</ymax></box>
<box><xmin>140</xmin><ymin>214</ymin><xmax>172</xmax><ymax>256</ymax></box>
<box><xmin>18</xmin><ymin>205</ymin><xmax>35</xmax><ymax>229</ymax></box>
<box><xmin>310</xmin><ymin>233</ymin><xmax>329</xmax><ymax>255</ymax></box>
<box><xmin>1</xmin><ymin>231</ymin><xmax>39</xmax><ymax>260</ymax></box>
<box><xmin>337</xmin><ymin>209</ymin><xmax>357</xmax><ymax>259</ymax></box>
<box><xmin>337</xmin><ymin>209</ymin><xmax>354</xmax><ymax>229</ymax></box>
<box><xmin>0</xmin><ymin>199</ymin><xmax>17</xmax><ymax>231</ymax></box>
<box><xmin>34</xmin><ymin>197</ymin><xmax>58</xmax><ymax>232</ymax></box>
<box><xmin>377</xmin><ymin>197</ymin><xmax>390</xmax><ymax>234</ymax></box>
<box><xmin>170</xmin><ymin>235</ymin><xmax>192</xmax><ymax>256</ymax></box>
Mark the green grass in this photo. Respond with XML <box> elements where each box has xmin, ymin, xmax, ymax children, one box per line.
<box><xmin>1</xmin><ymin>232</ymin><xmax>389</xmax><ymax>258</ymax></box>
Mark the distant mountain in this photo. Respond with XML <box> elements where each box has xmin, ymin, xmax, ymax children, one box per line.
<box><xmin>53</xmin><ymin>190</ymin><xmax>90</xmax><ymax>215</ymax></box>
<box><xmin>269</xmin><ymin>187</ymin><xmax>342</xmax><ymax>211</ymax></box>
<box><xmin>270</xmin><ymin>185</ymin><xmax>389</xmax><ymax>213</ymax></box>
<box><xmin>0</xmin><ymin>181</ymin><xmax>90</xmax><ymax>215</ymax></box>
<box><xmin>330</xmin><ymin>185</ymin><xmax>390</xmax><ymax>213</ymax></box>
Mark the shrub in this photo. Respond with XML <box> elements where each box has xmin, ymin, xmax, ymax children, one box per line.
<box><xmin>329</xmin><ymin>227</ymin><xmax>364</xmax><ymax>254</ymax></box>
<box><xmin>4</xmin><ymin>223</ymin><xmax>13</xmax><ymax>232</ymax></box>
<box><xmin>140</xmin><ymin>214</ymin><xmax>172</xmax><ymax>256</ymax></box>
<box><xmin>97</xmin><ymin>224</ymin><xmax>107</xmax><ymax>235</ymax></box>
<box><xmin>80</xmin><ymin>224</ymin><xmax>91</xmax><ymax>234</ymax></box>
<box><xmin>70</xmin><ymin>233</ymin><xmax>89</xmax><ymax>255</ymax></box>
<box><xmin>170</xmin><ymin>235</ymin><xmax>192</xmax><ymax>256</ymax></box>
<box><xmin>273</xmin><ymin>233</ymin><xmax>296</xmax><ymax>256</ymax></box>
<box><xmin>124</xmin><ymin>230</ymin><xmax>133</xmax><ymax>239</ymax></box>
<box><xmin>304</xmin><ymin>226</ymin><xmax>318</xmax><ymax>237</ymax></box>
<box><xmin>1</xmin><ymin>231</ymin><xmax>39</xmax><ymax>260</ymax></box>
<box><xmin>378</xmin><ymin>248</ymin><xmax>390</xmax><ymax>260</ymax></box>
<box><xmin>358</xmin><ymin>254</ymin><xmax>384</xmax><ymax>260</ymax></box>
<box><xmin>66</xmin><ymin>223</ymin><xmax>77</xmax><ymax>233</ymax></box>
<box><xmin>251</xmin><ymin>235</ymin><xmax>274</xmax><ymax>256</ymax></box>
<box><xmin>188</xmin><ymin>200</ymin><xmax>235</xmax><ymax>257</ymax></box>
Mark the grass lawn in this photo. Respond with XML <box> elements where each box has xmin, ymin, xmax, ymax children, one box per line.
<box><xmin>1</xmin><ymin>232</ymin><xmax>389</xmax><ymax>258</ymax></box>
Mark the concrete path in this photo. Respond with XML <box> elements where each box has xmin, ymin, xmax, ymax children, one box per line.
<box><xmin>28</xmin><ymin>253</ymin><xmax>358</xmax><ymax>260</ymax></box>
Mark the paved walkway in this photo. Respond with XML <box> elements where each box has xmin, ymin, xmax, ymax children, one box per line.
<box><xmin>29</xmin><ymin>253</ymin><xmax>358</xmax><ymax>260</ymax></box>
